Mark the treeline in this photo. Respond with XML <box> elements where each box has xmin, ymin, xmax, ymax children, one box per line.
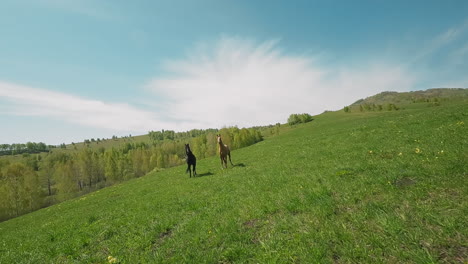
<box><xmin>343</xmin><ymin>103</ymin><xmax>400</xmax><ymax>113</ymax></box>
<box><xmin>0</xmin><ymin>127</ymin><xmax>263</xmax><ymax>222</ymax></box>
<box><xmin>287</xmin><ymin>113</ymin><xmax>314</xmax><ymax>126</ymax></box>
<box><xmin>148</xmin><ymin>128</ymin><xmax>218</xmax><ymax>142</ymax></box>
<box><xmin>0</xmin><ymin>142</ymin><xmax>55</xmax><ymax>156</ymax></box>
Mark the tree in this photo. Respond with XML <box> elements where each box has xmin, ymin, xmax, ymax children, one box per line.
<box><xmin>149</xmin><ymin>151</ymin><xmax>158</xmax><ymax>171</ymax></box>
<box><xmin>23</xmin><ymin>166</ymin><xmax>42</xmax><ymax>211</ymax></box>
<box><xmin>54</xmin><ymin>161</ymin><xmax>79</xmax><ymax>201</ymax></box>
<box><xmin>130</xmin><ymin>148</ymin><xmax>145</xmax><ymax>177</ymax></box>
<box><xmin>192</xmin><ymin>135</ymin><xmax>208</xmax><ymax>159</ymax></box>
<box><xmin>77</xmin><ymin>149</ymin><xmax>94</xmax><ymax>189</ymax></box>
<box><xmin>118</xmin><ymin>154</ymin><xmax>134</xmax><ymax>180</ymax></box>
<box><xmin>4</xmin><ymin>163</ymin><xmax>27</xmax><ymax>216</ymax></box>
<box><xmin>0</xmin><ymin>169</ymin><xmax>9</xmax><ymax>220</ymax></box>
<box><xmin>288</xmin><ymin>114</ymin><xmax>300</xmax><ymax>125</ymax></box>
<box><xmin>288</xmin><ymin>113</ymin><xmax>313</xmax><ymax>126</ymax></box>
<box><xmin>37</xmin><ymin>142</ymin><xmax>47</xmax><ymax>152</ymax></box>
<box><xmin>3</xmin><ymin>163</ymin><xmax>41</xmax><ymax>217</ymax></box>
<box><xmin>156</xmin><ymin>151</ymin><xmax>166</xmax><ymax>168</ymax></box>
<box><xmin>26</xmin><ymin>142</ymin><xmax>35</xmax><ymax>152</ymax></box>
<box><xmin>104</xmin><ymin>149</ymin><xmax>120</xmax><ymax>184</ymax></box>
<box><xmin>92</xmin><ymin>151</ymin><xmax>105</xmax><ymax>185</ymax></box>
<box><xmin>205</xmin><ymin>132</ymin><xmax>218</xmax><ymax>157</ymax></box>
<box><xmin>39</xmin><ymin>153</ymin><xmax>69</xmax><ymax>197</ymax></box>
<box><xmin>299</xmin><ymin>113</ymin><xmax>313</xmax><ymax>123</ymax></box>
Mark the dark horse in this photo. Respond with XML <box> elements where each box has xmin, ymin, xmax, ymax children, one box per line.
<box><xmin>185</xmin><ymin>144</ymin><xmax>197</xmax><ymax>177</ymax></box>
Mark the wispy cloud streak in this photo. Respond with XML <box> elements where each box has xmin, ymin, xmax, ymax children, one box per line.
<box><xmin>411</xmin><ymin>19</ymin><xmax>468</xmax><ymax>64</ymax></box>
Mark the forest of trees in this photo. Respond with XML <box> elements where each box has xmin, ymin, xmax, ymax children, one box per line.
<box><xmin>0</xmin><ymin>127</ymin><xmax>263</xmax><ymax>222</ymax></box>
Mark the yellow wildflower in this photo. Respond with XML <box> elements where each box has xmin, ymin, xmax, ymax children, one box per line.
<box><xmin>415</xmin><ymin>148</ymin><xmax>421</xmax><ymax>154</ymax></box>
<box><xmin>398</xmin><ymin>152</ymin><xmax>403</xmax><ymax>156</ymax></box>
<box><xmin>369</xmin><ymin>150</ymin><xmax>373</xmax><ymax>154</ymax></box>
<box><xmin>108</xmin><ymin>256</ymin><xmax>117</xmax><ymax>263</ymax></box>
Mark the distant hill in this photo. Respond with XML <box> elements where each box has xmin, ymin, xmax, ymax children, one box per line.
<box><xmin>351</xmin><ymin>88</ymin><xmax>468</xmax><ymax>106</ymax></box>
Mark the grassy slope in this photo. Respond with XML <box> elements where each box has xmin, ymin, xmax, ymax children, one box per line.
<box><xmin>351</xmin><ymin>88</ymin><xmax>468</xmax><ymax>106</ymax></box>
<box><xmin>0</xmin><ymin>101</ymin><xmax>467</xmax><ymax>263</ymax></box>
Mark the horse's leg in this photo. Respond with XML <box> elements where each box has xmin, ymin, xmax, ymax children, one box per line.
<box><xmin>193</xmin><ymin>163</ymin><xmax>197</xmax><ymax>176</ymax></box>
<box><xmin>228</xmin><ymin>152</ymin><xmax>233</xmax><ymax>166</ymax></box>
<box><xmin>187</xmin><ymin>164</ymin><xmax>191</xmax><ymax>178</ymax></box>
<box><xmin>220</xmin><ymin>156</ymin><xmax>224</xmax><ymax>169</ymax></box>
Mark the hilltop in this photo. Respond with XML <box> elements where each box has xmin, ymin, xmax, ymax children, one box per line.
<box><xmin>0</xmin><ymin>89</ymin><xmax>466</xmax><ymax>263</ymax></box>
<box><xmin>351</xmin><ymin>88</ymin><xmax>468</xmax><ymax>106</ymax></box>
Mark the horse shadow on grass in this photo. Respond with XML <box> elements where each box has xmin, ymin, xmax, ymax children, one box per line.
<box><xmin>233</xmin><ymin>163</ymin><xmax>246</xmax><ymax>168</ymax></box>
<box><xmin>195</xmin><ymin>172</ymin><xmax>214</xmax><ymax>177</ymax></box>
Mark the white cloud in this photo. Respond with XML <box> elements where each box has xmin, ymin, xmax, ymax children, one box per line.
<box><xmin>0</xmin><ymin>81</ymin><xmax>170</xmax><ymax>133</ymax></box>
<box><xmin>146</xmin><ymin>37</ymin><xmax>415</xmax><ymax>129</ymax></box>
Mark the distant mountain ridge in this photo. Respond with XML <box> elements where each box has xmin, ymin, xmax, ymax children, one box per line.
<box><xmin>351</xmin><ymin>88</ymin><xmax>468</xmax><ymax>106</ymax></box>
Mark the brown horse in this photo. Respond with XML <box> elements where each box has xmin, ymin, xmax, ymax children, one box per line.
<box><xmin>217</xmin><ymin>134</ymin><xmax>233</xmax><ymax>169</ymax></box>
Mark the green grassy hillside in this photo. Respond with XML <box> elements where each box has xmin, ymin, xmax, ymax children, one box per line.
<box><xmin>0</xmin><ymin>100</ymin><xmax>467</xmax><ymax>263</ymax></box>
<box><xmin>351</xmin><ymin>88</ymin><xmax>468</xmax><ymax>106</ymax></box>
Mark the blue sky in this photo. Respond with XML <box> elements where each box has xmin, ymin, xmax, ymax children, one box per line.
<box><xmin>1</xmin><ymin>0</ymin><xmax>467</xmax><ymax>145</ymax></box>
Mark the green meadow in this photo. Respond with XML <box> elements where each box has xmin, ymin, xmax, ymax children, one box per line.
<box><xmin>0</xmin><ymin>98</ymin><xmax>467</xmax><ymax>263</ymax></box>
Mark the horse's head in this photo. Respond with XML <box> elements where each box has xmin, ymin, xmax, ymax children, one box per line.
<box><xmin>185</xmin><ymin>144</ymin><xmax>191</xmax><ymax>154</ymax></box>
<box><xmin>216</xmin><ymin>134</ymin><xmax>222</xmax><ymax>143</ymax></box>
